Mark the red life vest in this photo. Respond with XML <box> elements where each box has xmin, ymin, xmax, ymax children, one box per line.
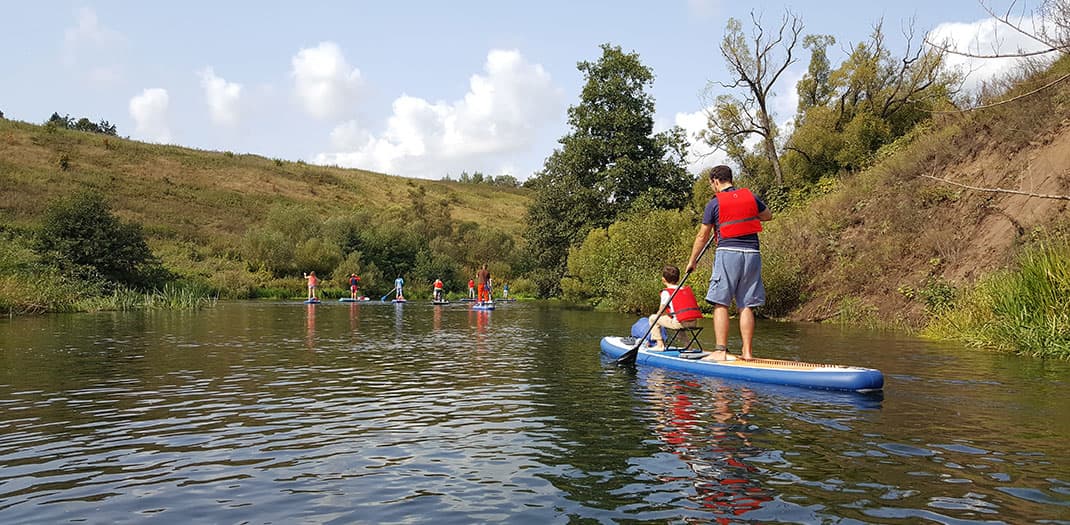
<box><xmin>434</xmin><ymin>280</ymin><xmax>443</xmax><ymax>289</ymax></box>
<box><xmin>664</xmin><ymin>285</ymin><xmax>703</xmax><ymax>322</ymax></box>
<box><xmin>716</xmin><ymin>188</ymin><xmax>763</xmax><ymax>239</ymax></box>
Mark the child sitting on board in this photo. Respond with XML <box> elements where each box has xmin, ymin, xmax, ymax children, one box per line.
<box><xmin>647</xmin><ymin>265</ymin><xmax>713</xmax><ymax>358</ymax></box>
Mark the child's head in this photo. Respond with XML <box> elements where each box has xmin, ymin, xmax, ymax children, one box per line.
<box><xmin>310</xmin><ymin>271</ymin><xmax>316</xmax><ymax>276</ymax></box>
<box><xmin>661</xmin><ymin>265</ymin><xmax>681</xmax><ymax>285</ymax></box>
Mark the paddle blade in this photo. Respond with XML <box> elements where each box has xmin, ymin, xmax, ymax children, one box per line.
<box><xmin>616</xmin><ymin>344</ymin><xmax>640</xmax><ymax>366</ymax></box>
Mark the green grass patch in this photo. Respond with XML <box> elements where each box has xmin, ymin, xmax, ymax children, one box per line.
<box><xmin>925</xmin><ymin>234</ymin><xmax>1070</xmax><ymax>358</ymax></box>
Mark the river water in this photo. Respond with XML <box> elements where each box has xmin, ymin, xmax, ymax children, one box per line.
<box><xmin>0</xmin><ymin>301</ymin><xmax>1067</xmax><ymax>524</ymax></box>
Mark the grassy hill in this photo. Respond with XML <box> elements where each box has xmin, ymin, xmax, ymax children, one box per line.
<box><xmin>0</xmin><ymin>118</ymin><xmax>534</xmax><ymax>308</ymax></box>
<box><xmin>0</xmin><ymin>119</ymin><xmax>531</xmax><ymax>240</ymax></box>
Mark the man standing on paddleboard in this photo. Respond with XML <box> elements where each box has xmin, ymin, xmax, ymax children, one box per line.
<box><xmin>686</xmin><ymin>165</ymin><xmax>773</xmax><ymax>361</ymax></box>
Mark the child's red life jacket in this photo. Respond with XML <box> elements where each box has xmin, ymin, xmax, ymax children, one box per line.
<box><xmin>716</xmin><ymin>188</ymin><xmax>763</xmax><ymax>238</ymax></box>
<box><xmin>664</xmin><ymin>286</ymin><xmax>703</xmax><ymax>321</ymax></box>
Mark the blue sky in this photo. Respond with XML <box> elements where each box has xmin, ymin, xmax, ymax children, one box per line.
<box><xmin>0</xmin><ymin>1</ymin><xmax>1047</xmax><ymax>180</ymax></box>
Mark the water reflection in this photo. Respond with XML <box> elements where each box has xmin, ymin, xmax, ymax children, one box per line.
<box><xmin>0</xmin><ymin>303</ymin><xmax>1065</xmax><ymax>523</ymax></box>
<box><xmin>349</xmin><ymin>302</ymin><xmax>360</xmax><ymax>333</ymax></box>
<box><xmin>649</xmin><ymin>375</ymin><xmax>772</xmax><ymax>519</ymax></box>
<box><xmin>468</xmin><ymin>308</ymin><xmax>490</xmax><ymax>353</ymax></box>
<box><xmin>305</xmin><ymin>302</ymin><xmax>316</xmax><ymax>351</ymax></box>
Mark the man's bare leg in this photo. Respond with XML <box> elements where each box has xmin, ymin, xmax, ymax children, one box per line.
<box><xmin>739</xmin><ymin>306</ymin><xmax>755</xmax><ymax>360</ymax></box>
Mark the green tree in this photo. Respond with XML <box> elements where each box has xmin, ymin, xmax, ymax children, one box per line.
<box><xmin>795</xmin><ymin>35</ymin><xmax>836</xmax><ymax>116</ymax></box>
<box><xmin>524</xmin><ymin>43</ymin><xmax>691</xmax><ymax>296</ymax></box>
<box><xmin>36</xmin><ymin>191</ymin><xmax>161</xmax><ymax>288</ymax></box>
<box><xmin>785</xmin><ymin>22</ymin><xmax>956</xmax><ymax>181</ymax></box>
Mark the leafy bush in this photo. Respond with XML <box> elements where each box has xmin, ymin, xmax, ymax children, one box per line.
<box><xmin>35</xmin><ymin>191</ymin><xmax>163</xmax><ymax>289</ymax></box>
<box><xmin>566</xmin><ymin>209</ymin><xmax>702</xmax><ymax>313</ymax></box>
<box><xmin>759</xmin><ymin>245</ymin><xmax>807</xmax><ymax>317</ymax></box>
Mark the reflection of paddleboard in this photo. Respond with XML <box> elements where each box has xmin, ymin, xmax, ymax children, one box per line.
<box><xmin>304</xmin><ymin>299</ymin><xmax>321</xmax><ymax>304</ymax></box>
<box><xmin>339</xmin><ymin>297</ymin><xmax>370</xmax><ymax>302</ymax></box>
<box><xmin>471</xmin><ymin>302</ymin><xmax>495</xmax><ymax>311</ymax></box>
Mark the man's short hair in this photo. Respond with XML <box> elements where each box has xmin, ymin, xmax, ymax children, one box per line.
<box><xmin>662</xmin><ymin>265</ymin><xmax>681</xmax><ymax>285</ymax></box>
<box><xmin>708</xmin><ymin>165</ymin><xmax>733</xmax><ymax>183</ymax></box>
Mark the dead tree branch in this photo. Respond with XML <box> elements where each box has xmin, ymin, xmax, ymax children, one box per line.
<box><xmin>922</xmin><ymin>173</ymin><xmax>1070</xmax><ymax>200</ymax></box>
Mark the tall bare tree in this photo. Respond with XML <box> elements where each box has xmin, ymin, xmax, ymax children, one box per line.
<box><xmin>703</xmin><ymin>10</ymin><xmax>803</xmax><ymax>188</ymax></box>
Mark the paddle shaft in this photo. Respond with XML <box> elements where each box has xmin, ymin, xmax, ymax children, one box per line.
<box><xmin>616</xmin><ymin>233</ymin><xmax>718</xmax><ymax>365</ymax></box>
<box><xmin>381</xmin><ymin>286</ymin><xmax>397</xmax><ymax>302</ymax></box>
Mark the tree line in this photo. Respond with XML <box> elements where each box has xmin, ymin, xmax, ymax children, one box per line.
<box><xmin>46</xmin><ymin>112</ymin><xmax>118</xmax><ymax>136</ymax></box>
<box><xmin>441</xmin><ymin>171</ymin><xmax>521</xmax><ymax>188</ymax></box>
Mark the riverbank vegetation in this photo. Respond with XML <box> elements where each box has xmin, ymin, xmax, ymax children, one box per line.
<box><xmin>533</xmin><ymin>8</ymin><xmax>1070</xmax><ymax>358</ymax></box>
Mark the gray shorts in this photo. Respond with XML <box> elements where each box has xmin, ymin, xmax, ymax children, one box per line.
<box><xmin>705</xmin><ymin>248</ymin><xmax>765</xmax><ymax>308</ymax></box>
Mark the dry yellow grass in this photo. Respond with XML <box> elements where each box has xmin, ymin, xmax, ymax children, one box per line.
<box><xmin>0</xmin><ymin>119</ymin><xmax>532</xmax><ymax>244</ymax></box>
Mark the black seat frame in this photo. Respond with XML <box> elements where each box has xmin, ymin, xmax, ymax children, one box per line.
<box><xmin>664</xmin><ymin>325</ymin><xmax>704</xmax><ymax>352</ymax></box>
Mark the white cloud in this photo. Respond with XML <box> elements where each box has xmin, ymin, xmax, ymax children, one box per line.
<box><xmin>315</xmin><ymin>49</ymin><xmax>564</xmax><ymax>179</ymax></box>
<box><xmin>686</xmin><ymin>0</ymin><xmax>721</xmax><ymax>19</ymax></box>
<box><xmin>329</xmin><ymin>120</ymin><xmax>371</xmax><ymax>150</ymax></box>
<box><xmin>198</xmin><ymin>68</ymin><xmax>243</xmax><ymax>126</ymax></box>
<box><xmin>63</xmin><ymin>7</ymin><xmax>126</xmax><ymax>86</ymax></box>
<box><xmin>674</xmin><ymin>108</ymin><xmax>730</xmax><ymax>174</ymax></box>
<box><xmin>291</xmin><ymin>42</ymin><xmax>363</xmax><ymax>120</ymax></box>
<box><xmin>928</xmin><ymin>16</ymin><xmax>1055</xmax><ymax>90</ymax></box>
<box><xmin>128</xmin><ymin>88</ymin><xmax>172</xmax><ymax>143</ymax></box>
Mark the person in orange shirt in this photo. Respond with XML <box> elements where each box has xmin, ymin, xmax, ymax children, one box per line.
<box><xmin>433</xmin><ymin>278</ymin><xmax>445</xmax><ymax>301</ymax></box>
<box><xmin>303</xmin><ymin>271</ymin><xmax>318</xmax><ymax>300</ymax></box>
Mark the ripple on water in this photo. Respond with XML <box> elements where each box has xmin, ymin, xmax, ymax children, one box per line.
<box><xmin>0</xmin><ymin>302</ymin><xmax>1068</xmax><ymax>523</ymax></box>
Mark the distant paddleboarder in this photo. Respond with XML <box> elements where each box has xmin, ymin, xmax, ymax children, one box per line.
<box><xmin>303</xmin><ymin>271</ymin><xmax>319</xmax><ymax>301</ymax></box>
<box><xmin>349</xmin><ymin>273</ymin><xmax>361</xmax><ymax>300</ymax></box>
<box><xmin>394</xmin><ymin>276</ymin><xmax>405</xmax><ymax>301</ymax></box>
<box><xmin>433</xmin><ymin>278</ymin><xmax>445</xmax><ymax>302</ymax></box>
<box><xmin>477</xmin><ymin>265</ymin><xmax>491</xmax><ymax>303</ymax></box>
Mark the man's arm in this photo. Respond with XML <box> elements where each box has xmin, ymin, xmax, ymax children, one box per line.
<box><xmin>758</xmin><ymin>208</ymin><xmax>773</xmax><ymax>221</ymax></box>
<box><xmin>686</xmin><ymin>223</ymin><xmax>715</xmax><ymax>273</ymax></box>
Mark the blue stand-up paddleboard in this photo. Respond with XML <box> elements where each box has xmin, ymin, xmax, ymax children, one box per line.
<box><xmin>304</xmin><ymin>298</ymin><xmax>321</xmax><ymax>304</ymax></box>
<box><xmin>602</xmin><ymin>318</ymin><xmax>884</xmax><ymax>392</ymax></box>
<box><xmin>432</xmin><ymin>300</ymin><xmax>451</xmax><ymax>305</ymax></box>
<box><xmin>471</xmin><ymin>301</ymin><xmax>495</xmax><ymax>311</ymax></box>
<box><xmin>601</xmin><ymin>336</ymin><xmax>883</xmax><ymax>392</ymax></box>
<box><xmin>392</xmin><ymin>299</ymin><xmax>407</xmax><ymax>304</ymax></box>
<box><xmin>339</xmin><ymin>297</ymin><xmax>370</xmax><ymax>302</ymax></box>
